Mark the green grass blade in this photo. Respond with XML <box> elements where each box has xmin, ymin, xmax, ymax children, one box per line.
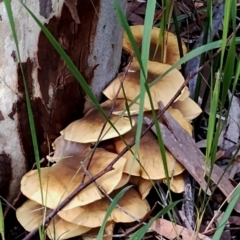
<box><xmin>112</xmin><ymin>0</ymin><xmax>145</xmax><ymax>73</ymax></box>
<box><xmin>20</xmin><ymin>2</ymin><xmax>100</xmax><ymax>109</ymax></box>
<box><xmin>205</xmin><ymin>73</ymin><xmax>220</xmax><ymax>165</ymax></box>
<box><xmin>0</xmin><ymin>200</ymin><xmax>5</xmax><ymax>240</ymax></box>
<box><xmin>113</xmin><ymin>0</ymin><xmax>158</xmax><ymax>192</ymax></box>
<box><xmin>96</xmin><ymin>186</ymin><xmax>133</xmax><ymax>240</ymax></box>
<box><xmin>134</xmin><ymin>0</ymin><xmax>156</xmax><ymax>189</ymax></box>
<box><xmin>172</xmin><ymin>8</ymin><xmax>184</xmax><ymax>60</ymax></box>
<box><xmin>193</xmin><ymin>0</ymin><xmax>212</xmax><ymax>102</ymax></box>
<box><xmin>20</xmin><ymin>2</ymin><xmax>131</xmax><ymax>145</ymax></box>
<box><xmin>114</xmin><ymin>39</ymin><xmax>240</xmax><ymax>119</ymax></box>
<box><xmin>212</xmin><ymin>185</ymin><xmax>240</xmax><ymax>240</ymax></box>
<box><xmin>148</xmin><ymin>39</ymin><xmax>240</xmax><ymax>90</ymax></box>
<box><xmin>221</xmin><ymin>6</ymin><xmax>236</xmax><ymax>105</ymax></box>
<box><xmin>3</xmin><ymin>0</ymin><xmax>40</xmax><ymax>168</ymax></box>
<box><xmin>3</xmin><ymin>0</ymin><xmax>44</xmax><ymax>210</ymax></box>
<box><xmin>219</xmin><ymin>1</ymin><xmax>231</xmax><ymax>71</ymax></box>
<box><xmin>232</xmin><ymin>57</ymin><xmax>240</xmax><ymax>94</ymax></box>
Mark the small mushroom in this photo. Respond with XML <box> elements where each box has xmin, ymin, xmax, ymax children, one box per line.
<box><xmin>114</xmin><ymin>125</ymin><xmax>185</xmax><ymax>182</ymax></box>
<box><xmin>130</xmin><ymin>176</ymin><xmax>153</xmax><ymax>199</ymax></box>
<box><xmin>166</xmin><ymin>107</ymin><xmax>193</xmax><ymax>135</ymax></box>
<box><xmin>163</xmin><ymin>173</ymin><xmax>185</xmax><ymax>193</ymax></box>
<box><xmin>122</xmin><ymin>25</ymin><xmax>187</xmax><ymax>68</ymax></box>
<box><xmin>20</xmin><ymin>148</ymin><xmax>127</xmax><ymax>210</ymax></box>
<box><xmin>103</xmin><ymin>61</ymin><xmax>185</xmax><ymax>110</ymax></box>
<box><xmin>115</xmin><ymin>173</ymin><xmax>130</xmax><ymax>189</ymax></box>
<box><xmin>177</xmin><ymin>87</ymin><xmax>190</xmax><ymax>102</ymax></box>
<box><xmin>57</xmin><ymin>188</ymin><xmax>150</xmax><ymax>227</ymax></box>
<box><xmin>61</xmin><ymin>100</ymin><xmax>135</xmax><ymax>143</ymax></box>
<box><xmin>16</xmin><ymin>200</ymin><xmax>91</xmax><ymax>240</ymax></box>
<box><xmin>172</xmin><ymin>97</ymin><xmax>202</xmax><ymax>121</ymax></box>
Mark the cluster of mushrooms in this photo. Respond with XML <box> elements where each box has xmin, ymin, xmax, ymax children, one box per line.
<box><xmin>16</xmin><ymin>26</ymin><xmax>202</xmax><ymax>239</ymax></box>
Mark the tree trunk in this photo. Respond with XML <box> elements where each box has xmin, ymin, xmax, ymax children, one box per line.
<box><xmin>0</xmin><ymin>0</ymin><xmax>127</xmax><ymax>204</ymax></box>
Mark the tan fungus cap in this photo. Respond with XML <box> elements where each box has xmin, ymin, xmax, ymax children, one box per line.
<box><xmin>163</xmin><ymin>173</ymin><xmax>185</xmax><ymax>193</ymax></box>
<box><xmin>172</xmin><ymin>97</ymin><xmax>202</xmax><ymax>121</ymax></box>
<box><xmin>61</xmin><ymin>101</ymin><xmax>135</xmax><ymax>143</ymax></box>
<box><xmin>101</xmin><ymin>99</ymin><xmax>142</xmax><ymax>116</ymax></box>
<box><xmin>21</xmin><ymin>148</ymin><xmax>126</xmax><ymax>210</ymax></box>
<box><xmin>58</xmin><ymin>188</ymin><xmax>150</xmax><ymax>228</ymax></box>
<box><xmin>122</xmin><ymin>25</ymin><xmax>187</xmax><ymax>67</ymax></box>
<box><xmin>165</xmin><ymin>107</ymin><xmax>193</xmax><ymax>135</ymax></box>
<box><xmin>103</xmin><ymin>61</ymin><xmax>185</xmax><ymax>110</ymax></box>
<box><xmin>130</xmin><ymin>176</ymin><xmax>153</xmax><ymax>199</ymax></box>
<box><xmin>114</xmin><ymin>125</ymin><xmax>185</xmax><ymax>180</ymax></box>
<box><xmin>16</xmin><ymin>199</ymin><xmax>91</xmax><ymax>240</ymax></box>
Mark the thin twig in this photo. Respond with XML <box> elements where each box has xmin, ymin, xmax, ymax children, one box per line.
<box><xmin>81</xmin><ymin>161</ymin><xmax>144</xmax><ymax>223</ymax></box>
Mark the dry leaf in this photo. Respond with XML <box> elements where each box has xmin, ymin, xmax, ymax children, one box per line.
<box><xmin>133</xmin><ymin>4</ymin><xmax>146</xmax><ymax>15</ymax></box>
<box><xmin>215</xmin><ymin>150</ymin><xmax>225</xmax><ymax>161</ymax></box>
<box><xmin>196</xmin><ymin>131</ymin><xmax>224</xmax><ymax>149</ymax></box>
<box><xmin>128</xmin><ymin>13</ymin><xmax>144</xmax><ymax>25</ymax></box>
<box><xmin>229</xmin><ymin>216</ymin><xmax>240</xmax><ymax>225</ymax></box>
<box><xmin>150</xmin><ymin>218</ymin><xmax>211</xmax><ymax>240</ymax></box>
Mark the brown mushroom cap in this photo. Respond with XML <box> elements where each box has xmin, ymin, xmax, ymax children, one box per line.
<box><xmin>101</xmin><ymin>99</ymin><xmax>142</xmax><ymax>116</ymax></box>
<box><xmin>177</xmin><ymin>87</ymin><xmax>190</xmax><ymax>102</ymax></box>
<box><xmin>122</xmin><ymin>25</ymin><xmax>187</xmax><ymax>67</ymax></box>
<box><xmin>163</xmin><ymin>173</ymin><xmax>185</xmax><ymax>193</ymax></box>
<box><xmin>103</xmin><ymin>61</ymin><xmax>185</xmax><ymax>110</ymax></box>
<box><xmin>21</xmin><ymin>148</ymin><xmax>126</xmax><ymax>210</ymax></box>
<box><xmin>82</xmin><ymin>222</ymin><xmax>114</xmax><ymax>240</ymax></box>
<box><xmin>115</xmin><ymin>173</ymin><xmax>130</xmax><ymax>189</ymax></box>
<box><xmin>114</xmin><ymin>125</ymin><xmax>185</xmax><ymax>180</ymax></box>
<box><xmin>130</xmin><ymin>176</ymin><xmax>153</xmax><ymax>199</ymax></box>
<box><xmin>60</xmin><ymin>101</ymin><xmax>135</xmax><ymax>143</ymax></box>
<box><xmin>172</xmin><ymin>97</ymin><xmax>202</xmax><ymax>121</ymax></box>
<box><xmin>16</xmin><ymin>200</ymin><xmax>91</xmax><ymax>239</ymax></box>
<box><xmin>58</xmin><ymin>188</ymin><xmax>150</xmax><ymax>228</ymax></box>
<box><xmin>166</xmin><ymin>107</ymin><xmax>193</xmax><ymax>135</ymax></box>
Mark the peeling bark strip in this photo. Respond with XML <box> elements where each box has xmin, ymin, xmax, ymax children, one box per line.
<box><xmin>64</xmin><ymin>0</ymin><xmax>80</xmax><ymax>24</ymax></box>
<box><xmin>35</xmin><ymin>1</ymin><xmax>100</xmax><ymax>157</ymax></box>
<box><xmin>0</xmin><ymin>154</ymin><xmax>12</xmax><ymax>198</ymax></box>
<box><xmin>0</xmin><ymin>111</ymin><xmax>4</xmax><ymax>121</ymax></box>
<box><xmin>0</xmin><ymin>0</ymin><xmax>126</xmax><ymax>203</ymax></box>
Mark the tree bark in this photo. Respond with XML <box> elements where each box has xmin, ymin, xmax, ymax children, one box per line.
<box><xmin>0</xmin><ymin>0</ymin><xmax>126</xmax><ymax>204</ymax></box>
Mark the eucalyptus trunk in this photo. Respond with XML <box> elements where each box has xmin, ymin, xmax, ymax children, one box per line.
<box><xmin>0</xmin><ymin>0</ymin><xmax>126</xmax><ymax>204</ymax></box>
